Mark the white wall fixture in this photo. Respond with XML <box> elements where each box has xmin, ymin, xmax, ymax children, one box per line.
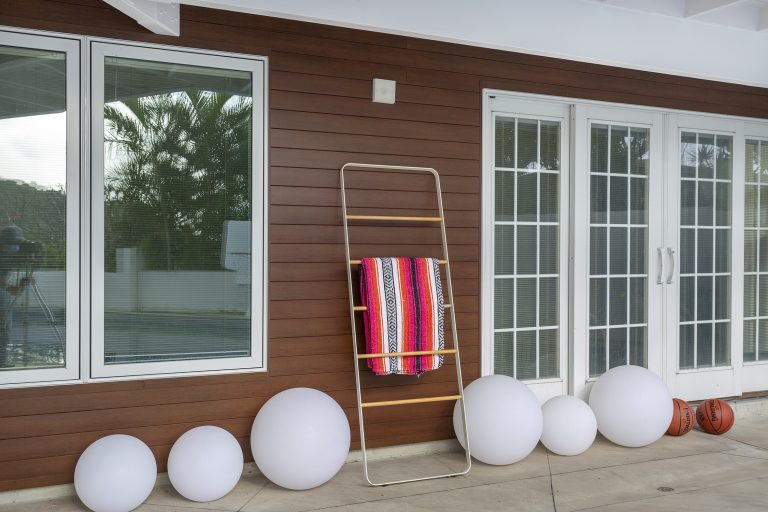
<box><xmin>103</xmin><ymin>0</ymin><xmax>180</xmax><ymax>36</ymax></box>
<box><xmin>372</xmin><ymin>78</ymin><xmax>396</xmax><ymax>104</ymax></box>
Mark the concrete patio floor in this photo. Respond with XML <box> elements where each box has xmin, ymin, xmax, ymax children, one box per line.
<box><xmin>3</xmin><ymin>416</ymin><xmax>768</xmax><ymax>512</ymax></box>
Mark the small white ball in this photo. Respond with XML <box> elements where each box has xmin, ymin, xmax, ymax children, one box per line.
<box><xmin>589</xmin><ymin>365</ymin><xmax>673</xmax><ymax>448</ymax></box>
<box><xmin>251</xmin><ymin>388</ymin><xmax>350</xmax><ymax>490</ymax></box>
<box><xmin>74</xmin><ymin>434</ymin><xmax>157</xmax><ymax>512</ymax></box>
<box><xmin>541</xmin><ymin>395</ymin><xmax>597</xmax><ymax>456</ymax></box>
<box><xmin>453</xmin><ymin>375</ymin><xmax>543</xmax><ymax>465</ymax></box>
<box><xmin>168</xmin><ymin>426</ymin><xmax>243</xmax><ymax>502</ymax></box>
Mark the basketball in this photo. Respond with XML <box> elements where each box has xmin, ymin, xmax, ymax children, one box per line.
<box><xmin>696</xmin><ymin>399</ymin><xmax>735</xmax><ymax>435</ymax></box>
<box><xmin>666</xmin><ymin>398</ymin><xmax>694</xmax><ymax>436</ymax></box>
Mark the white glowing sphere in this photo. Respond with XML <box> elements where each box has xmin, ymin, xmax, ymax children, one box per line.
<box><xmin>251</xmin><ymin>388</ymin><xmax>350</xmax><ymax>490</ymax></box>
<box><xmin>453</xmin><ymin>375</ymin><xmax>543</xmax><ymax>465</ymax></box>
<box><xmin>541</xmin><ymin>395</ymin><xmax>597</xmax><ymax>456</ymax></box>
<box><xmin>74</xmin><ymin>434</ymin><xmax>157</xmax><ymax>512</ymax></box>
<box><xmin>589</xmin><ymin>365</ymin><xmax>673</xmax><ymax>448</ymax></box>
<box><xmin>167</xmin><ymin>426</ymin><xmax>243</xmax><ymax>502</ymax></box>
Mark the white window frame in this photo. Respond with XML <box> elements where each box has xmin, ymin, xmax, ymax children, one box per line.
<box><xmin>0</xmin><ymin>30</ymin><xmax>81</xmax><ymax>386</ymax></box>
<box><xmin>0</xmin><ymin>27</ymin><xmax>268</xmax><ymax>387</ymax></box>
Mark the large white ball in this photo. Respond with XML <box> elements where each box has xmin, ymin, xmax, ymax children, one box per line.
<box><xmin>589</xmin><ymin>365</ymin><xmax>673</xmax><ymax>448</ymax></box>
<box><xmin>251</xmin><ymin>388</ymin><xmax>350</xmax><ymax>490</ymax></box>
<box><xmin>74</xmin><ymin>434</ymin><xmax>157</xmax><ymax>512</ymax></box>
<box><xmin>453</xmin><ymin>375</ymin><xmax>543</xmax><ymax>465</ymax></box>
<box><xmin>167</xmin><ymin>426</ymin><xmax>243</xmax><ymax>502</ymax></box>
<box><xmin>541</xmin><ymin>395</ymin><xmax>597</xmax><ymax>456</ymax></box>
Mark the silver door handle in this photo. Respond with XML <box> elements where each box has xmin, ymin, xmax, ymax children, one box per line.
<box><xmin>657</xmin><ymin>247</ymin><xmax>663</xmax><ymax>285</ymax></box>
<box><xmin>666</xmin><ymin>247</ymin><xmax>676</xmax><ymax>284</ymax></box>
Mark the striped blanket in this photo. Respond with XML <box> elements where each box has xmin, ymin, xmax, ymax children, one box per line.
<box><xmin>359</xmin><ymin>257</ymin><xmax>445</xmax><ymax>375</ymax></box>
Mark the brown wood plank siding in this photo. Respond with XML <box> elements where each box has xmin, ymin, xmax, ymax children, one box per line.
<box><xmin>0</xmin><ymin>0</ymin><xmax>767</xmax><ymax>491</ymax></box>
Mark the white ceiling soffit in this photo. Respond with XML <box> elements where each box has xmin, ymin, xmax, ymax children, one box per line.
<box><xmin>106</xmin><ymin>0</ymin><xmax>768</xmax><ymax>88</ymax></box>
<box><xmin>598</xmin><ymin>0</ymin><xmax>768</xmax><ymax>31</ymax></box>
<box><xmin>104</xmin><ymin>0</ymin><xmax>180</xmax><ymax>36</ymax></box>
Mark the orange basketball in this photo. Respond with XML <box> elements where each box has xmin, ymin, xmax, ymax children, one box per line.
<box><xmin>696</xmin><ymin>399</ymin><xmax>735</xmax><ymax>435</ymax></box>
<box><xmin>666</xmin><ymin>398</ymin><xmax>694</xmax><ymax>436</ymax></box>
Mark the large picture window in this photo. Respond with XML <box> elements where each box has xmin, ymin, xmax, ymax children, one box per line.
<box><xmin>0</xmin><ymin>30</ymin><xmax>267</xmax><ymax>387</ymax></box>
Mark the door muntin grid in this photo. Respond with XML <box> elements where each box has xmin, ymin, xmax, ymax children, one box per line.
<box><xmin>493</xmin><ymin>116</ymin><xmax>561</xmax><ymax>381</ymax></box>
<box><xmin>744</xmin><ymin>138</ymin><xmax>768</xmax><ymax>363</ymax></box>
<box><xmin>588</xmin><ymin>122</ymin><xmax>650</xmax><ymax>378</ymax></box>
<box><xmin>679</xmin><ymin>131</ymin><xmax>733</xmax><ymax>370</ymax></box>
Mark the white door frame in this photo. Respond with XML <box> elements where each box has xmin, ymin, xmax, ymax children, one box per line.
<box><xmin>572</xmin><ymin>104</ymin><xmax>665</xmax><ymax>399</ymax></box>
<box><xmin>481</xmin><ymin>93</ymin><xmax>570</xmax><ymax>402</ymax></box>
<box><xmin>663</xmin><ymin>114</ymin><xmax>744</xmax><ymax>400</ymax></box>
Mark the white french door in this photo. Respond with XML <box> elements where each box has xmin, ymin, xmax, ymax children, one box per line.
<box><xmin>664</xmin><ymin>115</ymin><xmax>744</xmax><ymax>400</ymax></box>
<box><xmin>482</xmin><ymin>95</ymin><xmax>570</xmax><ymax>402</ymax></box>
<box><xmin>484</xmin><ymin>90</ymin><xmax>768</xmax><ymax>401</ymax></box>
<box><xmin>572</xmin><ymin>105</ymin><xmax>665</xmax><ymax>399</ymax></box>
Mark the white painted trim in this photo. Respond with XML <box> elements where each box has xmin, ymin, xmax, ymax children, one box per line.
<box><xmin>103</xmin><ymin>0</ymin><xmax>180</xmax><ymax>36</ymax></box>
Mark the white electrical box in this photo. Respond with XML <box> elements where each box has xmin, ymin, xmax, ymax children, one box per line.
<box><xmin>372</xmin><ymin>78</ymin><xmax>396</xmax><ymax>104</ymax></box>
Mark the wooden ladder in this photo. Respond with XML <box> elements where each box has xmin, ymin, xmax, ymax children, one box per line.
<box><xmin>340</xmin><ymin>162</ymin><xmax>471</xmax><ymax>486</ymax></box>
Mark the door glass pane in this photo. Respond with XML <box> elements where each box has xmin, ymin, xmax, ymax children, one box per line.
<box><xmin>589</xmin><ymin>122</ymin><xmax>649</xmax><ymax>377</ymax></box>
<box><xmin>0</xmin><ymin>45</ymin><xmax>67</xmax><ymax>371</ymax></box>
<box><xmin>102</xmin><ymin>57</ymin><xmax>253</xmax><ymax>364</ymax></box>
<box><xmin>493</xmin><ymin>115</ymin><xmax>562</xmax><ymax>380</ymax></box>
<box><xmin>744</xmin><ymin>139</ymin><xmax>768</xmax><ymax>362</ymax></box>
<box><xmin>680</xmin><ymin>132</ymin><xmax>732</xmax><ymax>369</ymax></box>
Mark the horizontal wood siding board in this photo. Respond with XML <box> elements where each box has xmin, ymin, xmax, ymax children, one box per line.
<box><xmin>0</xmin><ymin>0</ymin><xmax>766</xmax><ymax>492</ymax></box>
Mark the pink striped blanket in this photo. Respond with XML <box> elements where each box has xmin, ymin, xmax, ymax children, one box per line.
<box><xmin>359</xmin><ymin>257</ymin><xmax>445</xmax><ymax>375</ymax></box>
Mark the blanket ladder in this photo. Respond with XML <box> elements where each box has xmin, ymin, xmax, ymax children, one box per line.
<box><xmin>340</xmin><ymin>162</ymin><xmax>471</xmax><ymax>486</ymax></box>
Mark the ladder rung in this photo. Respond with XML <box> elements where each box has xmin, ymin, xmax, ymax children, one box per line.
<box><xmin>349</xmin><ymin>259</ymin><xmax>447</xmax><ymax>265</ymax></box>
<box><xmin>357</xmin><ymin>349</ymin><xmax>457</xmax><ymax>360</ymax></box>
<box><xmin>361</xmin><ymin>395</ymin><xmax>463</xmax><ymax>408</ymax></box>
<box><xmin>354</xmin><ymin>304</ymin><xmax>451</xmax><ymax>311</ymax></box>
<box><xmin>346</xmin><ymin>215</ymin><xmax>443</xmax><ymax>222</ymax></box>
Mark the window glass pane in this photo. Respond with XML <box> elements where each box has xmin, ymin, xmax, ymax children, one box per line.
<box><xmin>610</xmin><ymin>176</ymin><xmax>628</xmax><ymax>225</ymax></box>
<box><xmin>590</xmin><ymin>278</ymin><xmax>607</xmax><ymax>327</ymax></box>
<box><xmin>630</xmin><ymin>177</ymin><xmax>647</xmax><ymax>225</ymax></box>
<box><xmin>539</xmin><ymin>277</ymin><xmax>558</xmax><ymax>327</ymax></box>
<box><xmin>591</xmin><ymin>175</ymin><xmax>608</xmax><ymax>225</ymax></box>
<box><xmin>493</xmin><ymin>331</ymin><xmax>514</xmax><ymax>376</ymax></box>
<box><xmin>629</xmin><ymin>326</ymin><xmax>646</xmax><ymax>367</ymax></box>
<box><xmin>609</xmin><ymin>327</ymin><xmax>627</xmax><ymax>368</ymax></box>
<box><xmin>715</xmin><ymin>135</ymin><xmax>732</xmax><ymax>180</ymax></box>
<box><xmin>589</xmin><ymin>329</ymin><xmax>607</xmax><ymax>377</ymax></box>
<box><xmin>679</xmin><ymin>324</ymin><xmax>695</xmax><ymax>370</ymax></box>
<box><xmin>539</xmin><ymin>329</ymin><xmax>558</xmax><ymax>378</ymax></box>
<box><xmin>698</xmin><ymin>133</ymin><xmax>715</xmax><ymax>179</ymax></box>
<box><xmin>494</xmin><ymin>225</ymin><xmax>514</xmax><ymax>275</ymax></box>
<box><xmin>591</xmin><ymin>124</ymin><xmax>608</xmax><ymax>173</ymax></box>
<box><xmin>629</xmin><ymin>128</ymin><xmax>649</xmax><ymax>176</ymax></box>
<box><xmin>515</xmin><ymin>331</ymin><xmax>536</xmax><ymax>380</ymax></box>
<box><xmin>494</xmin><ymin>278</ymin><xmax>514</xmax><ymax>330</ymax></box>
<box><xmin>516</xmin><ymin>278</ymin><xmax>536</xmax><ymax>328</ymax></box>
<box><xmin>516</xmin><ymin>225</ymin><xmax>537</xmax><ymax>274</ymax></box>
<box><xmin>680</xmin><ymin>229</ymin><xmax>695</xmax><ymax>274</ymax></box>
<box><xmin>494</xmin><ymin>171</ymin><xmax>514</xmax><ymax>221</ymax></box>
<box><xmin>610</xmin><ymin>227</ymin><xmax>628</xmax><ymax>275</ymax></box>
<box><xmin>539</xmin><ymin>225</ymin><xmax>558</xmax><ymax>275</ymax></box>
<box><xmin>0</xmin><ymin>45</ymin><xmax>67</xmax><ymax>371</ymax></box>
<box><xmin>744</xmin><ymin>319</ymin><xmax>756</xmax><ymax>362</ymax></box>
<box><xmin>517</xmin><ymin>171</ymin><xmax>537</xmax><ymax>222</ymax></box>
<box><xmin>610</xmin><ymin>126</ymin><xmax>629</xmax><ymax>174</ymax></box>
<box><xmin>681</xmin><ymin>132</ymin><xmax>697</xmax><ymax>178</ymax></box>
<box><xmin>745</xmin><ymin>140</ymin><xmax>759</xmax><ymax>183</ymax></box>
<box><xmin>760</xmin><ymin>319</ymin><xmax>768</xmax><ymax>361</ymax></box>
<box><xmin>697</xmin><ymin>323</ymin><xmax>713</xmax><ymax>367</ymax></box>
<box><xmin>517</xmin><ymin>119</ymin><xmax>538</xmax><ymax>169</ymax></box>
<box><xmin>539</xmin><ymin>121</ymin><xmax>560</xmax><ymax>170</ymax></box>
<box><xmin>102</xmin><ymin>57</ymin><xmax>253</xmax><ymax>364</ymax></box>
<box><xmin>590</xmin><ymin>227</ymin><xmax>607</xmax><ymax>275</ymax></box>
<box><xmin>495</xmin><ymin>117</ymin><xmax>515</xmax><ymax>167</ymax></box>
<box><xmin>540</xmin><ymin>173</ymin><xmax>559</xmax><ymax>223</ymax></box>
<box><xmin>744</xmin><ymin>274</ymin><xmax>757</xmax><ymax>318</ymax></box>
<box><xmin>715</xmin><ymin>183</ymin><xmax>730</xmax><ymax>227</ymax></box>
